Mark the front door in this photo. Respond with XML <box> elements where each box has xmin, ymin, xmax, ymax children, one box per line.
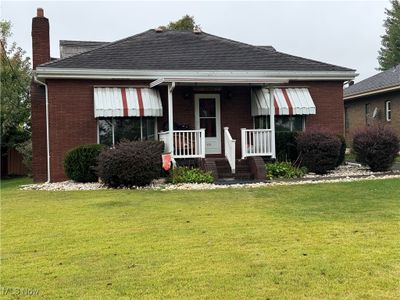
<box><xmin>195</xmin><ymin>94</ymin><xmax>221</xmax><ymax>154</ymax></box>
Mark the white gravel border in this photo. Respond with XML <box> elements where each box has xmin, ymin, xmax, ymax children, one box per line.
<box><xmin>19</xmin><ymin>164</ymin><xmax>400</xmax><ymax>192</ymax></box>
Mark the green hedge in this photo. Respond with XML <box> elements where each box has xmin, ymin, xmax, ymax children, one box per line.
<box><xmin>64</xmin><ymin>144</ymin><xmax>104</xmax><ymax>182</ymax></box>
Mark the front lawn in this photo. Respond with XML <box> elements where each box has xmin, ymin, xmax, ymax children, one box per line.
<box><xmin>1</xmin><ymin>178</ymin><xmax>399</xmax><ymax>299</ymax></box>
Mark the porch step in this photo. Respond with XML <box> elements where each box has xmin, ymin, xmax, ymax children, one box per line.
<box><xmin>235</xmin><ymin>159</ymin><xmax>253</xmax><ymax>180</ymax></box>
<box><xmin>214</xmin><ymin>159</ymin><xmax>232</xmax><ymax>179</ymax></box>
<box><xmin>202</xmin><ymin>158</ymin><xmax>254</xmax><ymax>180</ymax></box>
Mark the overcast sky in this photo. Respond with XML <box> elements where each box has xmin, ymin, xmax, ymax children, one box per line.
<box><xmin>1</xmin><ymin>0</ymin><xmax>391</xmax><ymax>81</ymax></box>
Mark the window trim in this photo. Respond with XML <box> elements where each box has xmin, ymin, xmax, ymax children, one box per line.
<box><xmin>97</xmin><ymin>117</ymin><xmax>157</xmax><ymax>146</ymax></box>
<box><xmin>385</xmin><ymin>100</ymin><xmax>391</xmax><ymax>122</ymax></box>
<box><xmin>344</xmin><ymin>106</ymin><xmax>349</xmax><ymax>132</ymax></box>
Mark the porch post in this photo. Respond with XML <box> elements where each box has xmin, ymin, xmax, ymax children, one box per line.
<box><xmin>269</xmin><ymin>86</ymin><xmax>276</xmax><ymax>158</ymax></box>
<box><xmin>168</xmin><ymin>82</ymin><xmax>175</xmax><ymax>156</ymax></box>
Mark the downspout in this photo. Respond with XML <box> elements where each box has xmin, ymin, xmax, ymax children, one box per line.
<box><xmin>33</xmin><ymin>74</ymin><xmax>50</xmax><ymax>183</ymax></box>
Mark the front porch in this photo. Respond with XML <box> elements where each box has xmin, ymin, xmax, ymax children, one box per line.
<box><xmin>155</xmin><ymin>83</ymin><xmax>280</xmax><ymax>172</ymax></box>
<box><xmin>94</xmin><ymin>80</ymin><xmax>316</xmax><ymax>178</ymax></box>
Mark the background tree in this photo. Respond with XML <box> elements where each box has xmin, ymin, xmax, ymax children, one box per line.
<box><xmin>161</xmin><ymin>15</ymin><xmax>198</xmax><ymax>30</ymax></box>
<box><xmin>1</xmin><ymin>20</ymin><xmax>32</xmax><ymax>174</ymax></box>
<box><xmin>1</xmin><ymin>20</ymin><xmax>31</xmax><ymax>148</ymax></box>
<box><xmin>378</xmin><ymin>0</ymin><xmax>400</xmax><ymax>70</ymax></box>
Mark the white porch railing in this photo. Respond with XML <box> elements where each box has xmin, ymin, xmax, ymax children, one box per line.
<box><xmin>241</xmin><ymin>128</ymin><xmax>273</xmax><ymax>158</ymax></box>
<box><xmin>224</xmin><ymin>127</ymin><xmax>236</xmax><ymax>173</ymax></box>
<box><xmin>159</xmin><ymin>129</ymin><xmax>206</xmax><ymax>158</ymax></box>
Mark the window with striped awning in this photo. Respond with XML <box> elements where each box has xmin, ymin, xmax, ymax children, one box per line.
<box><xmin>94</xmin><ymin>87</ymin><xmax>163</xmax><ymax>118</ymax></box>
<box><xmin>251</xmin><ymin>88</ymin><xmax>316</xmax><ymax>116</ymax></box>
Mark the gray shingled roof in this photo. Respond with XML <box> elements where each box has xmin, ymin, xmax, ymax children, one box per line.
<box><xmin>59</xmin><ymin>40</ymin><xmax>108</xmax><ymax>58</ymax></box>
<box><xmin>344</xmin><ymin>64</ymin><xmax>400</xmax><ymax>97</ymax></box>
<box><xmin>41</xmin><ymin>29</ymin><xmax>353</xmax><ymax>72</ymax></box>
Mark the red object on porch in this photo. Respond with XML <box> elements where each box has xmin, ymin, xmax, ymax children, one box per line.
<box><xmin>162</xmin><ymin>153</ymin><xmax>172</xmax><ymax>171</ymax></box>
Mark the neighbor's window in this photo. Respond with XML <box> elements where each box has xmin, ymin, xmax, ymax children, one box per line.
<box><xmin>365</xmin><ymin>103</ymin><xmax>371</xmax><ymax>126</ymax></box>
<box><xmin>254</xmin><ymin>116</ymin><xmax>304</xmax><ymax>132</ymax></box>
<box><xmin>98</xmin><ymin>117</ymin><xmax>156</xmax><ymax>146</ymax></box>
<box><xmin>385</xmin><ymin>101</ymin><xmax>391</xmax><ymax>121</ymax></box>
<box><xmin>344</xmin><ymin>107</ymin><xmax>349</xmax><ymax>132</ymax></box>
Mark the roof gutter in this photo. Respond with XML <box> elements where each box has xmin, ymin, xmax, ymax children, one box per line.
<box><xmin>344</xmin><ymin>84</ymin><xmax>400</xmax><ymax>100</ymax></box>
<box><xmin>35</xmin><ymin>67</ymin><xmax>357</xmax><ymax>81</ymax></box>
<box><xmin>149</xmin><ymin>77</ymin><xmax>289</xmax><ymax>87</ymax></box>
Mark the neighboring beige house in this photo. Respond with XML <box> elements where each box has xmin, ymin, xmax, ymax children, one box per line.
<box><xmin>344</xmin><ymin>64</ymin><xmax>400</xmax><ymax>141</ymax></box>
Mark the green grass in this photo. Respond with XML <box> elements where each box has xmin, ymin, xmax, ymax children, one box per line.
<box><xmin>1</xmin><ymin>177</ymin><xmax>400</xmax><ymax>299</ymax></box>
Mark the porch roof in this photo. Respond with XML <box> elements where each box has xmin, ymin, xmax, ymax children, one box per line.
<box><xmin>251</xmin><ymin>88</ymin><xmax>316</xmax><ymax>116</ymax></box>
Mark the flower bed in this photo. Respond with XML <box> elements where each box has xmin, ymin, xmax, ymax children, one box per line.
<box><xmin>19</xmin><ymin>163</ymin><xmax>400</xmax><ymax>191</ymax></box>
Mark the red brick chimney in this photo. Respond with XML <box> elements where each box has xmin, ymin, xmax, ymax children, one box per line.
<box><xmin>31</xmin><ymin>8</ymin><xmax>50</xmax><ymax>69</ymax></box>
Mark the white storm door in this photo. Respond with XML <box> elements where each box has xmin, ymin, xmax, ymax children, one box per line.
<box><xmin>195</xmin><ymin>94</ymin><xmax>221</xmax><ymax>154</ymax></box>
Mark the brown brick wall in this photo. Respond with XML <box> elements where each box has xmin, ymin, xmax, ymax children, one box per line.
<box><xmin>44</xmin><ymin>80</ymin><xmax>150</xmax><ymax>182</ymax></box>
<box><xmin>31</xmin><ymin>82</ymin><xmax>48</xmax><ymax>182</ymax></box>
<box><xmin>32</xmin><ymin>80</ymin><xmax>345</xmax><ymax>182</ymax></box>
<box><xmin>344</xmin><ymin>90</ymin><xmax>400</xmax><ymax>142</ymax></box>
<box><xmin>289</xmin><ymin>81</ymin><xmax>345</xmax><ymax>135</ymax></box>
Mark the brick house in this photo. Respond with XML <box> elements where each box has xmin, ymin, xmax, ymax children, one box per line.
<box><xmin>31</xmin><ymin>8</ymin><xmax>356</xmax><ymax>182</ymax></box>
<box><xmin>344</xmin><ymin>64</ymin><xmax>400</xmax><ymax>141</ymax></box>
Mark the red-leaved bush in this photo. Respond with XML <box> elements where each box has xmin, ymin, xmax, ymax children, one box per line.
<box><xmin>296</xmin><ymin>131</ymin><xmax>341</xmax><ymax>174</ymax></box>
<box><xmin>352</xmin><ymin>126</ymin><xmax>399</xmax><ymax>172</ymax></box>
<box><xmin>96</xmin><ymin>140</ymin><xmax>164</xmax><ymax>187</ymax></box>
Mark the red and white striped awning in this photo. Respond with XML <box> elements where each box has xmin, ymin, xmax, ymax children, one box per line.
<box><xmin>251</xmin><ymin>88</ymin><xmax>316</xmax><ymax>116</ymax></box>
<box><xmin>94</xmin><ymin>87</ymin><xmax>163</xmax><ymax>117</ymax></box>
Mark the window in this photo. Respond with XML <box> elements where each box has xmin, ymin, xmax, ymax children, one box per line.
<box><xmin>199</xmin><ymin>98</ymin><xmax>217</xmax><ymax>137</ymax></box>
<box><xmin>254</xmin><ymin>116</ymin><xmax>304</xmax><ymax>132</ymax></box>
<box><xmin>385</xmin><ymin>101</ymin><xmax>391</xmax><ymax>121</ymax></box>
<box><xmin>254</xmin><ymin>115</ymin><xmax>270</xmax><ymax>130</ymax></box>
<box><xmin>98</xmin><ymin>117</ymin><xmax>156</xmax><ymax>146</ymax></box>
<box><xmin>365</xmin><ymin>103</ymin><xmax>370</xmax><ymax>126</ymax></box>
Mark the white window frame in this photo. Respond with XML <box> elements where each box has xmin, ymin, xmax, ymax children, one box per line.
<box><xmin>97</xmin><ymin>117</ymin><xmax>157</xmax><ymax>145</ymax></box>
<box><xmin>385</xmin><ymin>100</ymin><xmax>391</xmax><ymax>122</ymax></box>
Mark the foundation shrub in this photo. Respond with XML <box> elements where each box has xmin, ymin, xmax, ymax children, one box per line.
<box><xmin>64</xmin><ymin>144</ymin><xmax>104</xmax><ymax>182</ymax></box>
<box><xmin>265</xmin><ymin>161</ymin><xmax>306</xmax><ymax>180</ymax></box>
<box><xmin>171</xmin><ymin>167</ymin><xmax>214</xmax><ymax>184</ymax></box>
<box><xmin>352</xmin><ymin>126</ymin><xmax>399</xmax><ymax>172</ymax></box>
<box><xmin>96</xmin><ymin>140</ymin><xmax>164</xmax><ymax>187</ymax></box>
<box><xmin>296</xmin><ymin>131</ymin><xmax>341</xmax><ymax>175</ymax></box>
